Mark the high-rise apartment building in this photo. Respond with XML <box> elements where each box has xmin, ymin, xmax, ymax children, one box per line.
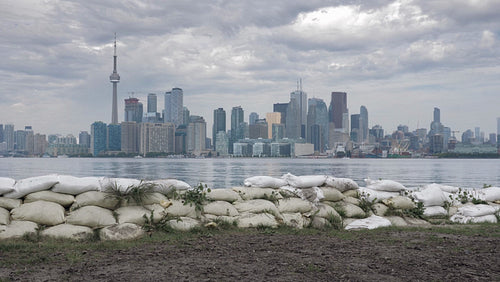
<box><xmin>307</xmin><ymin>98</ymin><xmax>328</xmax><ymax>152</ymax></box>
<box><xmin>91</xmin><ymin>121</ymin><xmax>107</xmax><ymax>156</ymax></box>
<box><xmin>79</xmin><ymin>131</ymin><xmax>91</xmax><ymax>148</ymax></box>
<box><xmin>4</xmin><ymin>124</ymin><xmax>14</xmax><ymax>151</ymax></box>
<box><xmin>434</xmin><ymin>107</ymin><xmax>440</xmax><ymax>123</ymax></box>
<box><xmin>290</xmin><ymin>88</ymin><xmax>307</xmax><ymax>138</ymax></box>
<box><xmin>124</xmin><ymin>97</ymin><xmax>143</xmax><ymax>123</ymax></box>
<box><xmin>273</xmin><ymin>103</ymin><xmax>288</xmax><ymax>124</ymax></box>
<box><xmin>213</xmin><ymin>108</ymin><xmax>226</xmax><ymax>150</ymax></box>
<box><xmin>33</xmin><ymin>133</ymin><xmax>47</xmax><ymax>155</ymax></box>
<box><xmin>360</xmin><ymin>106</ymin><xmax>368</xmax><ymax>143</ymax></box>
<box><xmin>164</xmin><ymin>88</ymin><xmax>183</xmax><ymax>127</ymax></box>
<box><xmin>266</xmin><ymin>112</ymin><xmax>281</xmax><ymax>140</ymax></box>
<box><xmin>107</xmin><ymin>124</ymin><xmax>121</xmax><ymax>151</ymax></box>
<box><xmin>249</xmin><ymin>112</ymin><xmax>259</xmax><ymax>125</ymax></box>
<box><xmin>121</xmin><ymin>122</ymin><xmax>140</xmax><ymax>154</ymax></box>
<box><xmin>24</xmin><ymin>126</ymin><xmax>34</xmax><ymax>155</ymax></box>
<box><xmin>285</xmin><ymin>98</ymin><xmax>301</xmax><ymax>139</ymax></box>
<box><xmin>249</xmin><ymin>119</ymin><xmax>268</xmax><ymax>139</ymax></box>
<box><xmin>330</xmin><ymin>92</ymin><xmax>348</xmax><ymax>132</ymax></box>
<box><xmin>147</xmin><ymin>93</ymin><xmax>157</xmax><ymax>113</ymax></box>
<box><xmin>187</xmin><ymin>116</ymin><xmax>207</xmax><ymax>156</ymax></box>
<box><xmin>140</xmin><ymin>122</ymin><xmax>175</xmax><ymax>155</ymax></box>
<box><xmin>230</xmin><ymin>106</ymin><xmax>245</xmax><ymax>153</ymax></box>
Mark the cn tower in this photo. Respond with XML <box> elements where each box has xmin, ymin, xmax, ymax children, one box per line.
<box><xmin>109</xmin><ymin>33</ymin><xmax>120</xmax><ymax>124</ymax></box>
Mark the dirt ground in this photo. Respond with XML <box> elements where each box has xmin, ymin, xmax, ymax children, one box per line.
<box><xmin>1</xmin><ymin>226</ymin><xmax>499</xmax><ymax>281</ymax></box>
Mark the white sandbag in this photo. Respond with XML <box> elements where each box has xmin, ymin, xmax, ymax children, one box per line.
<box><xmin>203</xmin><ymin>214</ymin><xmax>238</xmax><ymax>225</ymax></box>
<box><xmin>336</xmin><ymin>202</ymin><xmax>366</xmax><ymax>218</ymax></box>
<box><xmin>52</xmin><ymin>175</ymin><xmax>102</xmax><ymax>195</ymax></box>
<box><xmin>385</xmin><ymin>216</ymin><xmax>408</xmax><ymax>227</ymax></box>
<box><xmin>0</xmin><ymin>197</ymin><xmax>22</xmax><ymax>210</ymax></box>
<box><xmin>282</xmin><ymin>213</ymin><xmax>309</xmax><ymax>229</ymax></box>
<box><xmin>243</xmin><ymin>176</ymin><xmax>287</xmax><ymax>188</ymax></box>
<box><xmin>282</xmin><ymin>173</ymin><xmax>327</xmax><ymax>188</ymax></box>
<box><xmin>41</xmin><ymin>224</ymin><xmax>94</xmax><ymax>241</ymax></box>
<box><xmin>314</xmin><ymin>203</ymin><xmax>340</xmax><ymax>219</ymax></box>
<box><xmin>310</xmin><ymin>216</ymin><xmax>330</xmax><ymax>229</ymax></box>
<box><xmin>164</xmin><ymin>200</ymin><xmax>197</xmax><ymax>218</ymax></box>
<box><xmin>276</xmin><ymin>198</ymin><xmax>313</xmax><ymax>213</ymax></box>
<box><xmin>477</xmin><ymin>187</ymin><xmax>500</xmax><ymax>202</ymax></box>
<box><xmin>11</xmin><ymin>201</ymin><xmax>65</xmax><ymax>226</ymax></box>
<box><xmin>358</xmin><ymin>187</ymin><xmax>399</xmax><ymax>202</ymax></box>
<box><xmin>99</xmin><ymin>177</ymin><xmax>142</xmax><ymax>193</ymax></box>
<box><xmin>382</xmin><ymin>196</ymin><xmax>415</xmax><ymax>210</ymax></box>
<box><xmin>100</xmin><ymin>223</ymin><xmax>145</xmax><ymax>240</ymax></box>
<box><xmin>0</xmin><ymin>177</ymin><xmax>15</xmax><ymax>195</ymax></box>
<box><xmin>442</xmin><ymin>192</ymin><xmax>461</xmax><ymax>206</ymax></box>
<box><xmin>203</xmin><ymin>201</ymin><xmax>239</xmax><ymax>217</ymax></box>
<box><xmin>148</xmin><ymin>179</ymin><xmax>191</xmax><ymax>194</ymax></box>
<box><xmin>118</xmin><ymin>192</ymin><xmax>169</xmax><ymax>207</ymax></box>
<box><xmin>4</xmin><ymin>174</ymin><xmax>59</xmax><ymax>199</ymax></box>
<box><xmin>168</xmin><ymin>217</ymin><xmax>200</xmax><ymax>231</ymax></box>
<box><xmin>319</xmin><ymin>187</ymin><xmax>345</xmax><ymax>202</ymax></box>
<box><xmin>0</xmin><ymin>220</ymin><xmax>38</xmax><ymax>240</ymax></box>
<box><xmin>66</xmin><ymin>206</ymin><xmax>116</xmax><ymax>228</ymax></box>
<box><xmin>456</xmin><ymin>204</ymin><xmax>496</xmax><ymax>217</ymax></box>
<box><xmin>365</xmin><ymin>178</ymin><xmax>406</xmax><ymax>192</ymax></box>
<box><xmin>413</xmin><ymin>185</ymin><xmax>448</xmax><ymax>207</ymax></box>
<box><xmin>345</xmin><ymin>215</ymin><xmax>392</xmax><ymax>230</ymax></box>
<box><xmin>372</xmin><ymin>203</ymin><xmax>389</xmax><ymax>216</ymax></box>
<box><xmin>115</xmin><ymin>206</ymin><xmax>151</xmax><ymax>225</ymax></box>
<box><xmin>343</xmin><ymin>189</ymin><xmax>359</xmax><ymax>198</ymax></box>
<box><xmin>73</xmin><ymin>191</ymin><xmax>119</xmax><ymax>210</ymax></box>
<box><xmin>343</xmin><ymin>196</ymin><xmax>361</xmax><ymax>206</ymax></box>
<box><xmin>423</xmin><ymin>183</ymin><xmax>459</xmax><ymax>193</ymax></box>
<box><xmin>423</xmin><ymin>206</ymin><xmax>448</xmax><ymax>217</ymax></box>
<box><xmin>324</xmin><ymin>177</ymin><xmax>359</xmax><ymax>192</ymax></box>
<box><xmin>450</xmin><ymin>214</ymin><xmax>498</xmax><ymax>224</ymax></box>
<box><xmin>0</xmin><ymin>207</ymin><xmax>10</xmax><ymax>225</ymax></box>
<box><xmin>232</xmin><ymin>187</ymin><xmax>283</xmax><ymax>201</ymax></box>
<box><xmin>143</xmin><ymin>204</ymin><xmax>166</xmax><ymax>223</ymax></box>
<box><xmin>24</xmin><ymin>191</ymin><xmax>75</xmax><ymax>207</ymax></box>
<box><xmin>233</xmin><ymin>199</ymin><xmax>281</xmax><ymax>217</ymax></box>
<box><xmin>237</xmin><ymin>213</ymin><xmax>278</xmax><ymax>228</ymax></box>
<box><xmin>206</xmin><ymin>189</ymin><xmax>241</xmax><ymax>203</ymax></box>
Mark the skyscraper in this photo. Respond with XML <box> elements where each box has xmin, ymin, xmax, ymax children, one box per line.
<box><xmin>290</xmin><ymin>83</ymin><xmax>307</xmax><ymax>138</ymax></box>
<box><xmin>164</xmin><ymin>88</ymin><xmax>183</xmax><ymax>127</ymax></box>
<box><xmin>107</xmin><ymin>124</ymin><xmax>121</xmax><ymax>151</ymax></box>
<box><xmin>266</xmin><ymin>112</ymin><xmax>281</xmax><ymax>140</ymax></box>
<box><xmin>0</xmin><ymin>124</ymin><xmax>3</xmax><ymax>143</ymax></box>
<box><xmin>285</xmin><ymin>98</ymin><xmax>301</xmax><ymax>139</ymax></box>
<box><xmin>4</xmin><ymin>124</ymin><xmax>14</xmax><ymax>151</ymax></box>
<box><xmin>91</xmin><ymin>121</ymin><xmax>107</xmax><ymax>156</ymax></box>
<box><xmin>330</xmin><ymin>92</ymin><xmax>348</xmax><ymax>132</ymax></box>
<box><xmin>124</xmin><ymin>97</ymin><xmax>143</xmax><ymax>123</ymax></box>
<box><xmin>121</xmin><ymin>121</ymin><xmax>140</xmax><ymax>154</ymax></box>
<box><xmin>273</xmin><ymin>103</ymin><xmax>288</xmax><ymax>124</ymax></box>
<box><xmin>140</xmin><ymin>122</ymin><xmax>175</xmax><ymax>155</ymax></box>
<box><xmin>230</xmin><ymin>106</ymin><xmax>245</xmax><ymax>154</ymax></box>
<box><xmin>109</xmin><ymin>34</ymin><xmax>120</xmax><ymax>125</ymax></box>
<box><xmin>434</xmin><ymin>107</ymin><xmax>440</xmax><ymax>123</ymax></box>
<box><xmin>307</xmin><ymin>98</ymin><xmax>329</xmax><ymax>152</ymax></box>
<box><xmin>360</xmin><ymin>106</ymin><xmax>368</xmax><ymax>143</ymax></box>
<box><xmin>147</xmin><ymin>93</ymin><xmax>157</xmax><ymax>113</ymax></box>
<box><xmin>79</xmin><ymin>131</ymin><xmax>91</xmax><ymax>148</ymax></box>
<box><xmin>249</xmin><ymin>112</ymin><xmax>259</xmax><ymax>125</ymax></box>
<box><xmin>187</xmin><ymin>116</ymin><xmax>207</xmax><ymax>156</ymax></box>
<box><xmin>213</xmin><ymin>108</ymin><xmax>226</xmax><ymax>150</ymax></box>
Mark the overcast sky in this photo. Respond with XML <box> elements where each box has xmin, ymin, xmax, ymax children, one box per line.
<box><xmin>1</xmin><ymin>0</ymin><xmax>499</xmax><ymax>138</ymax></box>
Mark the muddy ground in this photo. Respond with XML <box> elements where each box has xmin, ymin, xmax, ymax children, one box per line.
<box><xmin>1</xmin><ymin>225</ymin><xmax>499</xmax><ymax>281</ymax></box>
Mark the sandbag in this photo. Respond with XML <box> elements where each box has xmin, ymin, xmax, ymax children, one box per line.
<box><xmin>73</xmin><ymin>191</ymin><xmax>119</xmax><ymax>210</ymax></box>
<box><xmin>0</xmin><ymin>220</ymin><xmax>38</xmax><ymax>240</ymax></box>
<box><xmin>4</xmin><ymin>174</ymin><xmax>59</xmax><ymax>199</ymax></box>
<box><xmin>0</xmin><ymin>197</ymin><xmax>22</xmax><ymax>210</ymax></box>
<box><xmin>232</xmin><ymin>187</ymin><xmax>283</xmax><ymax>201</ymax></box>
<box><xmin>52</xmin><ymin>175</ymin><xmax>102</xmax><ymax>195</ymax></box>
<box><xmin>423</xmin><ymin>183</ymin><xmax>459</xmax><ymax>193</ymax></box>
<box><xmin>100</xmin><ymin>223</ymin><xmax>145</xmax><ymax>240</ymax></box>
<box><xmin>343</xmin><ymin>196</ymin><xmax>361</xmax><ymax>206</ymax></box>
<box><xmin>345</xmin><ymin>215</ymin><xmax>392</xmax><ymax>230</ymax></box>
<box><xmin>343</xmin><ymin>189</ymin><xmax>359</xmax><ymax>198</ymax></box>
<box><xmin>319</xmin><ymin>187</ymin><xmax>345</xmax><ymax>202</ymax></box>
<box><xmin>118</xmin><ymin>192</ymin><xmax>169</xmax><ymax>207</ymax></box>
<box><xmin>168</xmin><ymin>217</ymin><xmax>200</xmax><ymax>231</ymax></box>
<box><xmin>0</xmin><ymin>207</ymin><xmax>10</xmax><ymax>225</ymax></box>
<box><xmin>423</xmin><ymin>206</ymin><xmax>448</xmax><ymax>217</ymax></box>
<box><xmin>456</xmin><ymin>204</ymin><xmax>496</xmax><ymax>217</ymax></box>
<box><xmin>206</xmin><ymin>189</ymin><xmax>241</xmax><ymax>203</ymax></box>
<box><xmin>203</xmin><ymin>214</ymin><xmax>238</xmax><ymax>225</ymax></box>
<box><xmin>314</xmin><ymin>203</ymin><xmax>340</xmax><ymax>219</ymax></box>
<box><xmin>382</xmin><ymin>196</ymin><xmax>415</xmax><ymax>210</ymax></box>
<box><xmin>385</xmin><ymin>216</ymin><xmax>408</xmax><ymax>227</ymax></box>
<box><xmin>365</xmin><ymin>178</ymin><xmax>406</xmax><ymax>192</ymax></box>
<box><xmin>372</xmin><ymin>203</ymin><xmax>389</xmax><ymax>216</ymax></box>
<box><xmin>237</xmin><ymin>213</ymin><xmax>278</xmax><ymax>228</ymax></box>
<box><xmin>336</xmin><ymin>202</ymin><xmax>366</xmax><ymax>218</ymax></box>
<box><xmin>279</xmin><ymin>186</ymin><xmax>304</xmax><ymax>199</ymax></box>
<box><xmin>24</xmin><ymin>191</ymin><xmax>75</xmax><ymax>207</ymax></box>
<box><xmin>41</xmin><ymin>224</ymin><xmax>94</xmax><ymax>241</ymax></box>
<box><xmin>276</xmin><ymin>198</ymin><xmax>313</xmax><ymax>213</ymax></box>
<box><xmin>143</xmin><ymin>204</ymin><xmax>166</xmax><ymax>223</ymax></box>
<box><xmin>66</xmin><ymin>206</ymin><xmax>116</xmax><ymax>228</ymax></box>
<box><xmin>11</xmin><ymin>201</ymin><xmax>65</xmax><ymax>226</ymax></box>
<box><xmin>310</xmin><ymin>216</ymin><xmax>330</xmax><ymax>229</ymax></box>
<box><xmin>324</xmin><ymin>177</ymin><xmax>359</xmax><ymax>192</ymax></box>
<box><xmin>115</xmin><ymin>206</ymin><xmax>151</xmax><ymax>225</ymax></box>
<box><xmin>450</xmin><ymin>214</ymin><xmax>498</xmax><ymax>224</ymax></box>
<box><xmin>233</xmin><ymin>199</ymin><xmax>281</xmax><ymax>217</ymax></box>
<box><xmin>203</xmin><ymin>201</ymin><xmax>239</xmax><ymax>217</ymax></box>
<box><xmin>282</xmin><ymin>213</ymin><xmax>309</xmax><ymax>229</ymax></box>
<box><xmin>413</xmin><ymin>186</ymin><xmax>448</xmax><ymax>207</ymax></box>
<box><xmin>148</xmin><ymin>179</ymin><xmax>191</xmax><ymax>194</ymax></box>
<box><xmin>477</xmin><ymin>187</ymin><xmax>500</xmax><ymax>202</ymax></box>
<box><xmin>0</xmin><ymin>177</ymin><xmax>15</xmax><ymax>195</ymax></box>
<box><xmin>100</xmin><ymin>177</ymin><xmax>142</xmax><ymax>193</ymax></box>
<box><xmin>243</xmin><ymin>176</ymin><xmax>287</xmax><ymax>188</ymax></box>
<box><xmin>358</xmin><ymin>187</ymin><xmax>399</xmax><ymax>202</ymax></box>
<box><xmin>164</xmin><ymin>200</ymin><xmax>197</xmax><ymax>218</ymax></box>
<box><xmin>282</xmin><ymin>173</ymin><xmax>327</xmax><ymax>188</ymax></box>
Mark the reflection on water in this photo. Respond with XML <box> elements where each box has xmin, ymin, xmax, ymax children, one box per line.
<box><xmin>0</xmin><ymin>158</ymin><xmax>499</xmax><ymax>189</ymax></box>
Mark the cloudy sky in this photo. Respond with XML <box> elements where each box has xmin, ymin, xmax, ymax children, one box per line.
<box><xmin>1</xmin><ymin>0</ymin><xmax>499</xmax><ymax>138</ymax></box>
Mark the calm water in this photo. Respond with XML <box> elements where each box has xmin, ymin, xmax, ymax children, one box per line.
<box><xmin>0</xmin><ymin>158</ymin><xmax>499</xmax><ymax>189</ymax></box>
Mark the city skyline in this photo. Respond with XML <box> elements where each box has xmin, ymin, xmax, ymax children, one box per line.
<box><xmin>1</xmin><ymin>1</ymin><xmax>500</xmax><ymax>136</ymax></box>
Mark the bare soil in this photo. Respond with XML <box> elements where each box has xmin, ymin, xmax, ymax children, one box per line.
<box><xmin>1</xmin><ymin>225</ymin><xmax>499</xmax><ymax>281</ymax></box>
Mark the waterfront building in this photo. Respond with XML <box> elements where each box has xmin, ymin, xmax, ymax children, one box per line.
<box><xmin>266</xmin><ymin>112</ymin><xmax>281</xmax><ymax>139</ymax></box>
<box><xmin>307</xmin><ymin>98</ymin><xmax>328</xmax><ymax>152</ymax></box>
<box><xmin>230</xmin><ymin>106</ymin><xmax>245</xmax><ymax>154</ymax></box>
<box><xmin>290</xmin><ymin>86</ymin><xmax>307</xmax><ymax>138</ymax></box>
<box><xmin>252</xmin><ymin>142</ymin><xmax>271</xmax><ymax>157</ymax></box>
<box><xmin>79</xmin><ymin>131</ymin><xmax>91</xmax><ymax>148</ymax></box>
<box><xmin>182</xmin><ymin>107</ymin><xmax>190</xmax><ymax>126</ymax></box>
<box><xmin>164</xmin><ymin>88</ymin><xmax>183</xmax><ymax>127</ymax></box>
<box><xmin>4</xmin><ymin>124</ymin><xmax>14</xmax><ymax>152</ymax></box>
<box><xmin>0</xmin><ymin>124</ymin><xmax>3</xmax><ymax>143</ymax></box>
<box><xmin>213</xmin><ymin>108</ymin><xmax>226</xmax><ymax>150</ymax></box>
<box><xmin>233</xmin><ymin>142</ymin><xmax>252</xmax><ymax>157</ymax></box>
<box><xmin>330</xmin><ymin>92</ymin><xmax>348</xmax><ymax>133</ymax></box>
<box><xmin>124</xmin><ymin>97</ymin><xmax>143</xmax><ymax>124</ymax></box>
<box><xmin>270</xmin><ymin>143</ymin><xmax>291</xmax><ymax>157</ymax></box>
<box><xmin>249</xmin><ymin>112</ymin><xmax>259</xmax><ymax>125</ymax></box>
<box><xmin>147</xmin><ymin>93</ymin><xmax>157</xmax><ymax>113</ymax></box>
<box><xmin>369</xmin><ymin>125</ymin><xmax>384</xmax><ymax>143</ymax></box>
<box><xmin>272</xmin><ymin>124</ymin><xmax>285</xmax><ymax>141</ymax></box>
<box><xmin>91</xmin><ymin>121</ymin><xmax>107</xmax><ymax>156</ymax></box>
<box><xmin>46</xmin><ymin>144</ymin><xmax>89</xmax><ymax>157</ymax></box>
<box><xmin>15</xmin><ymin>130</ymin><xmax>26</xmax><ymax>152</ymax></box>
<box><xmin>360</xmin><ymin>106</ymin><xmax>369</xmax><ymax>143</ymax></box>
<box><xmin>24</xmin><ymin>126</ymin><xmax>34</xmax><ymax>155</ymax></box>
<box><xmin>351</xmin><ymin>114</ymin><xmax>361</xmax><ymax>143</ymax></box>
<box><xmin>121</xmin><ymin>122</ymin><xmax>139</xmax><ymax>154</ymax></box>
<box><xmin>430</xmin><ymin>134</ymin><xmax>444</xmax><ymax>154</ymax></box>
<box><xmin>187</xmin><ymin>116</ymin><xmax>207</xmax><ymax>156</ymax></box>
<box><xmin>33</xmin><ymin>134</ymin><xmax>47</xmax><ymax>155</ymax></box>
<box><xmin>215</xmin><ymin>131</ymin><xmax>229</xmax><ymax>156</ymax></box>
<box><xmin>273</xmin><ymin>103</ymin><xmax>288</xmax><ymax>124</ymax></box>
<box><xmin>107</xmin><ymin>124</ymin><xmax>121</xmax><ymax>152</ymax></box>
<box><xmin>489</xmin><ymin>133</ymin><xmax>497</xmax><ymax>145</ymax></box>
<box><xmin>285</xmin><ymin>97</ymin><xmax>301</xmax><ymax>139</ymax></box>
<box><xmin>249</xmin><ymin>119</ymin><xmax>268</xmax><ymax>139</ymax></box>
<box><xmin>109</xmin><ymin>34</ymin><xmax>120</xmax><ymax>125</ymax></box>
<box><xmin>140</xmin><ymin>122</ymin><xmax>175</xmax><ymax>155</ymax></box>
<box><xmin>462</xmin><ymin>129</ymin><xmax>474</xmax><ymax>144</ymax></box>
<box><xmin>175</xmin><ymin>125</ymin><xmax>187</xmax><ymax>154</ymax></box>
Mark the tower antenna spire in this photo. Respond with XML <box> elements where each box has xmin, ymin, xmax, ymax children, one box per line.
<box><xmin>110</xmin><ymin>33</ymin><xmax>120</xmax><ymax>124</ymax></box>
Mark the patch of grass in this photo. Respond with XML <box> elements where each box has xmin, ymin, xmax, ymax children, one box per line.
<box><xmin>326</xmin><ymin>212</ymin><xmax>343</xmax><ymax>230</ymax></box>
<box><xmin>182</xmin><ymin>183</ymin><xmax>211</xmax><ymax>212</ymax></box>
<box><xmin>358</xmin><ymin>192</ymin><xmax>376</xmax><ymax>213</ymax></box>
<box><xmin>106</xmin><ymin>181</ymin><xmax>156</xmax><ymax>207</ymax></box>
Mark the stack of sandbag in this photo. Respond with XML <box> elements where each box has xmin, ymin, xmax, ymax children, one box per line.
<box><xmin>345</xmin><ymin>215</ymin><xmax>392</xmax><ymax>230</ymax></box>
<box><xmin>450</xmin><ymin>204</ymin><xmax>498</xmax><ymax>224</ymax></box>
<box><xmin>359</xmin><ymin>178</ymin><xmax>406</xmax><ymax>202</ymax></box>
<box><xmin>413</xmin><ymin>184</ymin><xmax>449</xmax><ymax>217</ymax></box>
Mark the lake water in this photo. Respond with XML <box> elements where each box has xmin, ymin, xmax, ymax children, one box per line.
<box><xmin>0</xmin><ymin>158</ymin><xmax>499</xmax><ymax>189</ymax></box>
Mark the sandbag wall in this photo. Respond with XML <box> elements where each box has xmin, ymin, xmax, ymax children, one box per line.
<box><xmin>1</xmin><ymin>174</ymin><xmax>500</xmax><ymax>241</ymax></box>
